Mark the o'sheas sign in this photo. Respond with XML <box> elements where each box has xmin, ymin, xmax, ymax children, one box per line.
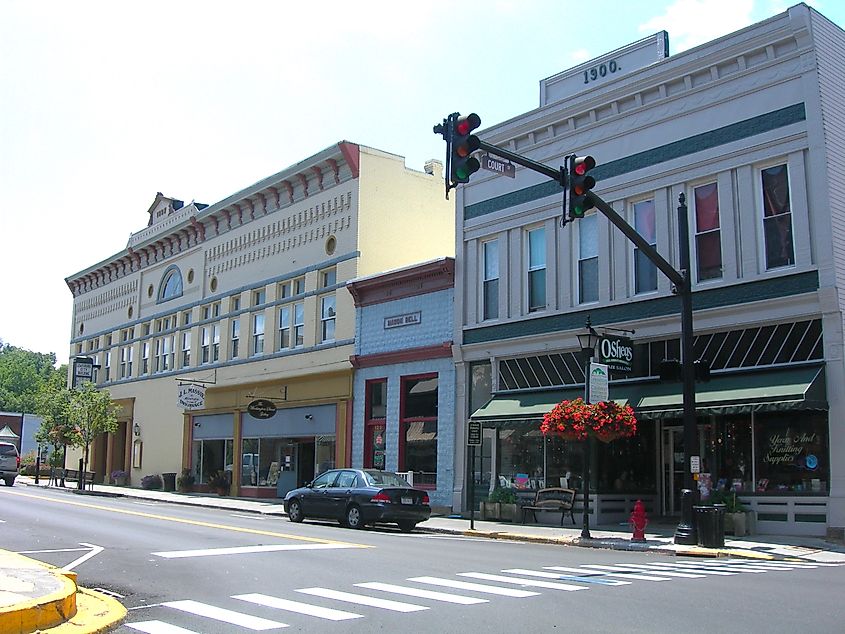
<box><xmin>598</xmin><ymin>335</ymin><xmax>633</xmax><ymax>373</ymax></box>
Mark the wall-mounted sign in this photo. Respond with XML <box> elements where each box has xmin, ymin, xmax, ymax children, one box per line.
<box><xmin>384</xmin><ymin>311</ymin><xmax>421</xmax><ymax>329</ymax></box>
<box><xmin>480</xmin><ymin>154</ymin><xmax>515</xmax><ymax>178</ymax></box>
<box><xmin>72</xmin><ymin>357</ymin><xmax>94</xmax><ymax>388</ymax></box>
<box><xmin>467</xmin><ymin>420</ymin><xmax>482</xmax><ymax>447</ymax></box>
<box><xmin>598</xmin><ymin>334</ymin><xmax>634</xmax><ymax>373</ymax></box>
<box><xmin>177</xmin><ymin>384</ymin><xmax>206</xmax><ymax>410</ymax></box>
<box><xmin>247</xmin><ymin>399</ymin><xmax>277</xmax><ymax>419</ymax></box>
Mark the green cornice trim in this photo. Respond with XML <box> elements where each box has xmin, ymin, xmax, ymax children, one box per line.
<box><xmin>465</xmin><ymin>103</ymin><xmax>807</xmax><ymax>220</ymax></box>
<box><xmin>463</xmin><ymin>270</ymin><xmax>819</xmax><ymax>345</ymax></box>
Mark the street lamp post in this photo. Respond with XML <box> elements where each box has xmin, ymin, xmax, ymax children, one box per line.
<box><xmin>577</xmin><ymin>318</ymin><xmax>601</xmax><ymax>539</ymax></box>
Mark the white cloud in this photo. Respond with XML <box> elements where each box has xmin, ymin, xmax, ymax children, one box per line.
<box><xmin>639</xmin><ymin>0</ymin><xmax>755</xmax><ymax>52</ymax></box>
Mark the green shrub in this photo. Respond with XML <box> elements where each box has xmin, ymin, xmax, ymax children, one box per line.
<box><xmin>140</xmin><ymin>474</ymin><xmax>163</xmax><ymax>490</ymax></box>
<box><xmin>488</xmin><ymin>487</ymin><xmax>517</xmax><ymax>504</ymax></box>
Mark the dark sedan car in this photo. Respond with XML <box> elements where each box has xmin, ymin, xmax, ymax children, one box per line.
<box><xmin>283</xmin><ymin>469</ymin><xmax>431</xmax><ymax>532</ymax></box>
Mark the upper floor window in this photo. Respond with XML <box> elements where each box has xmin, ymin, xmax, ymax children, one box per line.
<box><xmin>231</xmin><ymin>295</ymin><xmax>241</xmax><ymax>312</ymax></box>
<box><xmin>482</xmin><ymin>240</ymin><xmax>499</xmax><ymax>321</ymax></box>
<box><xmin>633</xmin><ymin>199</ymin><xmax>657</xmax><ymax>294</ymax></box>
<box><xmin>293</xmin><ymin>302</ymin><xmax>305</xmax><ymax>348</ymax></box>
<box><xmin>293</xmin><ymin>277</ymin><xmax>306</xmax><ymax>295</ymax></box>
<box><xmin>527</xmin><ymin>227</ymin><xmax>546</xmax><ymax>312</ymax></box>
<box><xmin>182</xmin><ymin>311</ymin><xmax>192</xmax><ymax>326</ymax></box>
<box><xmin>278</xmin><ymin>281</ymin><xmax>292</xmax><ymax>299</ymax></box>
<box><xmin>578</xmin><ymin>214</ymin><xmax>598</xmax><ymax>304</ymax></box>
<box><xmin>693</xmin><ymin>183</ymin><xmax>722</xmax><ymax>281</ymax></box>
<box><xmin>230</xmin><ymin>319</ymin><xmax>240</xmax><ymax>359</ymax></box>
<box><xmin>321</xmin><ymin>268</ymin><xmax>337</xmax><ymax>288</ymax></box>
<box><xmin>761</xmin><ymin>164</ymin><xmax>795</xmax><ymax>270</ymax></box>
<box><xmin>252</xmin><ymin>313</ymin><xmax>265</xmax><ymax>355</ymax></box>
<box><xmin>141</xmin><ymin>342</ymin><xmax>150</xmax><ymax>375</ymax></box>
<box><xmin>201</xmin><ymin>327</ymin><xmax>210</xmax><ymax>364</ymax></box>
<box><xmin>181</xmin><ymin>332</ymin><xmax>191</xmax><ymax>367</ymax></box>
<box><xmin>278</xmin><ymin>306</ymin><xmax>291</xmax><ymax>350</ymax></box>
<box><xmin>320</xmin><ymin>295</ymin><xmax>336</xmax><ymax>342</ymax></box>
<box><xmin>253</xmin><ymin>289</ymin><xmax>266</xmax><ymax>306</ymax></box>
<box><xmin>158</xmin><ymin>266</ymin><xmax>183</xmax><ymax>302</ymax></box>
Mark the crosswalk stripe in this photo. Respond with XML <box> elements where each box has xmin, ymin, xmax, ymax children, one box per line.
<box><xmin>355</xmin><ymin>582</ymin><xmax>489</xmax><ymax>604</ymax></box>
<box><xmin>736</xmin><ymin>561</ymin><xmax>819</xmax><ymax>568</ymax></box>
<box><xmin>233</xmin><ymin>593</ymin><xmax>363</xmax><ymax>620</ymax></box>
<box><xmin>720</xmin><ymin>560</ymin><xmax>819</xmax><ymax>570</ymax></box>
<box><xmin>581</xmin><ymin>565</ymin><xmax>705</xmax><ymax>579</ymax></box>
<box><xmin>503</xmin><ymin>568</ymin><xmax>631</xmax><ymax>585</ymax></box>
<box><xmin>408</xmin><ymin>576</ymin><xmax>540</xmax><ymax>597</ymax></box>
<box><xmin>458</xmin><ymin>572</ymin><xmax>587</xmax><ymax>591</ymax></box>
<box><xmin>543</xmin><ymin>566</ymin><xmax>671</xmax><ymax>581</ymax></box>
<box><xmin>126</xmin><ymin>621</ymin><xmax>199</xmax><ymax>634</ymax></box>
<box><xmin>629</xmin><ymin>563</ymin><xmax>737</xmax><ymax>576</ymax></box>
<box><xmin>705</xmin><ymin>562</ymin><xmax>794</xmax><ymax>572</ymax></box>
<box><xmin>162</xmin><ymin>600</ymin><xmax>286</xmax><ymax>629</ymax></box>
<box><xmin>296</xmin><ymin>588</ymin><xmax>427</xmax><ymax>612</ymax></box>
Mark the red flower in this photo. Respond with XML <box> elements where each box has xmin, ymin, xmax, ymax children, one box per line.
<box><xmin>541</xmin><ymin>398</ymin><xmax>637</xmax><ymax>443</ymax></box>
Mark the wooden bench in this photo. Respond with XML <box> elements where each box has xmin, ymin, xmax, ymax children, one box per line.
<box><xmin>521</xmin><ymin>487</ymin><xmax>576</xmax><ymax>526</ymax></box>
<box><xmin>62</xmin><ymin>469</ymin><xmax>96</xmax><ymax>489</ymax></box>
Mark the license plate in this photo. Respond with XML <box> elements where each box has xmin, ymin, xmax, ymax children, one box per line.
<box><xmin>401</xmin><ymin>497</ymin><xmax>413</xmax><ymax>505</ymax></box>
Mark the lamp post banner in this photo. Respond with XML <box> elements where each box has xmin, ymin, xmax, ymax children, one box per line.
<box><xmin>178</xmin><ymin>384</ymin><xmax>206</xmax><ymax>410</ymax></box>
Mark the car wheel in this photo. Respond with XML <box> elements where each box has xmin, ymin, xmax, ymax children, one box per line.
<box><xmin>398</xmin><ymin>521</ymin><xmax>416</xmax><ymax>533</ymax></box>
<box><xmin>287</xmin><ymin>499</ymin><xmax>304</xmax><ymax>523</ymax></box>
<box><xmin>345</xmin><ymin>504</ymin><xmax>363</xmax><ymax>529</ymax></box>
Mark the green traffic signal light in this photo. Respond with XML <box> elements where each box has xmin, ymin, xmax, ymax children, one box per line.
<box><xmin>568</xmin><ymin>155</ymin><xmax>596</xmax><ymax>219</ymax></box>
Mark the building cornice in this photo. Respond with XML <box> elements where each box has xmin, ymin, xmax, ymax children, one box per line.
<box><xmin>349</xmin><ymin>342</ymin><xmax>453</xmax><ymax>368</ymax></box>
<box><xmin>347</xmin><ymin>257</ymin><xmax>455</xmax><ymax>307</ymax></box>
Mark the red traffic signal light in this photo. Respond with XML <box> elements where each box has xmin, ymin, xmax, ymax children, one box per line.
<box><xmin>568</xmin><ymin>155</ymin><xmax>596</xmax><ymax>219</ymax></box>
<box><xmin>451</xmin><ymin>113</ymin><xmax>481</xmax><ymax>184</ymax></box>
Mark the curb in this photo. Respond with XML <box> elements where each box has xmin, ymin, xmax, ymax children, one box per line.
<box><xmin>0</xmin><ymin>553</ymin><xmax>77</xmax><ymax>633</ymax></box>
<box><xmin>44</xmin><ymin>587</ymin><xmax>127</xmax><ymax>633</ymax></box>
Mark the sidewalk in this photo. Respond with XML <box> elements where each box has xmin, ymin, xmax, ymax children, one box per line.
<box><xmin>5</xmin><ymin>475</ymin><xmax>845</xmax><ymax>633</ymax></box>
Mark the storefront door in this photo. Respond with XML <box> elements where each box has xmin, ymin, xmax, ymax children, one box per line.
<box><xmin>662</xmin><ymin>428</ymin><xmax>684</xmax><ymax>515</ymax></box>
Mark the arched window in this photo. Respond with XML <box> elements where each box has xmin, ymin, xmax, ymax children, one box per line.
<box><xmin>158</xmin><ymin>266</ymin><xmax>183</xmax><ymax>303</ymax></box>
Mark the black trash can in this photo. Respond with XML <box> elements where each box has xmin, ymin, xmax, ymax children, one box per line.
<box><xmin>162</xmin><ymin>472</ymin><xmax>177</xmax><ymax>492</ymax></box>
<box><xmin>694</xmin><ymin>504</ymin><xmax>726</xmax><ymax>548</ymax></box>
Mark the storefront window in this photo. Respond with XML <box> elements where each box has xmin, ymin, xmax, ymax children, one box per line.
<box><xmin>191</xmin><ymin>438</ymin><xmax>233</xmax><ymax>484</ymax></box>
<box><xmin>400</xmin><ymin>375</ymin><xmax>438</xmax><ymax>487</ymax></box>
<box><xmin>754</xmin><ymin>413</ymin><xmax>829</xmax><ymax>493</ymax></box>
<box><xmin>316</xmin><ymin>435</ymin><xmax>336</xmax><ymax>475</ymax></box>
<box><xmin>498</xmin><ymin>428</ymin><xmax>584</xmax><ymax>491</ymax></box>
<box><xmin>595</xmin><ymin>422</ymin><xmax>657</xmax><ymax>493</ymax></box>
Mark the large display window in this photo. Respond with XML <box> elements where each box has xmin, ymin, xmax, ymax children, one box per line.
<box><xmin>754</xmin><ymin>413</ymin><xmax>829</xmax><ymax>493</ymax></box>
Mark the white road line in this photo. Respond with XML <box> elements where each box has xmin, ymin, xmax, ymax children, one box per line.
<box><xmin>230</xmin><ymin>514</ymin><xmax>266</xmax><ymax>520</ymax></box>
<box><xmin>17</xmin><ymin>548</ymin><xmax>90</xmax><ymax>554</ymax></box>
<box><xmin>719</xmin><ymin>560</ymin><xmax>819</xmax><ymax>570</ymax></box>
<box><xmin>503</xmin><ymin>568</ymin><xmax>631</xmax><ymax>585</ymax></box>
<box><xmin>544</xmin><ymin>566</ymin><xmax>671</xmax><ymax>581</ymax></box>
<box><xmin>153</xmin><ymin>543</ymin><xmax>360</xmax><ymax>558</ymax></box>
<box><xmin>162</xmin><ymin>600</ymin><xmax>287</xmax><ymax>629</ymax></box>
<box><xmin>126</xmin><ymin>621</ymin><xmax>200</xmax><ymax>633</ymax></box>
<box><xmin>296</xmin><ymin>588</ymin><xmax>427</xmax><ymax>612</ymax></box>
<box><xmin>408</xmin><ymin>576</ymin><xmax>540</xmax><ymax>597</ymax></box>
<box><xmin>355</xmin><ymin>582</ymin><xmax>489</xmax><ymax>604</ymax></box>
<box><xmin>630</xmin><ymin>563</ymin><xmax>737</xmax><ymax>576</ymax></box>
<box><xmin>581</xmin><ymin>565</ymin><xmax>705</xmax><ymax>579</ymax></box>
<box><xmin>63</xmin><ymin>542</ymin><xmax>104</xmax><ymax>571</ymax></box>
<box><xmin>234</xmin><ymin>593</ymin><xmax>362</xmax><ymax>620</ymax></box>
<box><xmin>458</xmin><ymin>572</ymin><xmax>587</xmax><ymax>591</ymax></box>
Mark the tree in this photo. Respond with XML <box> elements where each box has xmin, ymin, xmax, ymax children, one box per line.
<box><xmin>0</xmin><ymin>341</ymin><xmax>66</xmax><ymax>413</ymax></box>
<box><xmin>34</xmin><ymin>372</ymin><xmax>78</xmax><ymax>475</ymax></box>
<box><xmin>67</xmin><ymin>382</ymin><xmax>120</xmax><ymax>480</ymax></box>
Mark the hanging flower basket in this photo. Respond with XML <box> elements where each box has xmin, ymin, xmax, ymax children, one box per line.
<box><xmin>541</xmin><ymin>398</ymin><xmax>637</xmax><ymax>443</ymax></box>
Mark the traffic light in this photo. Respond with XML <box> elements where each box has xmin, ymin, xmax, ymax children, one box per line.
<box><xmin>568</xmin><ymin>155</ymin><xmax>596</xmax><ymax>219</ymax></box>
<box><xmin>451</xmin><ymin>113</ymin><xmax>481</xmax><ymax>184</ymax></box>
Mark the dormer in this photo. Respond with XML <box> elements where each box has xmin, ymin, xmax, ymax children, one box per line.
<box><xmin>146</xmin><ymin>192</ymin><xmax>185</xmax><ymax>228</ymax></box>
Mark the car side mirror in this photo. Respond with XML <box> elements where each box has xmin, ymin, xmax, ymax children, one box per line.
<box><xmin>306</xmin><ymin>481</ymin><xmax>313</xmax><ymax>488</ymax></box>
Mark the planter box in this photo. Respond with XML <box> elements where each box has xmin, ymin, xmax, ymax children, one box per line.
<box><xmin>725</xmin><ymin>511</ymin><xmax>756</xmax><ymax>537</ymax></box>
<box><xmin>480</xmin><ymin>501</ymin><xmax>500</xmax><ymax>520</ymax></box>
<box><xmin>499</xmin><ymin>503</ymin><xmax>519</xmax><ymax>523</ymax></box>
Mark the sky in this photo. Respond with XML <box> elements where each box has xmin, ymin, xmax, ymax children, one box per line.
<box><xmin>2</xmin><ymin>0</ymin><xmax>843</xmax><ymax>367</ymax></box>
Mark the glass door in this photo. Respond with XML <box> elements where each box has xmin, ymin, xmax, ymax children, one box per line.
<box><xmin>662</xmin><ymin>427</ymin><xmax>685</xmax><ymax>515</ymax></box>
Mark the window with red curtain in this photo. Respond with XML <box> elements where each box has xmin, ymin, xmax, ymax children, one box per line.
<box><xmin>399</xmin><ymin>374</ymin><xmax>438</xmax><ymax>488</ymax></box>
<box><xmin>694</xmin><ymin>183</ymin><xmax>722</xmax><ymax>281</ymax></box>
<box><xmin>364</xmin><ymin>379</ymin><xmax>387</xmax><ymax>470</ymax></box>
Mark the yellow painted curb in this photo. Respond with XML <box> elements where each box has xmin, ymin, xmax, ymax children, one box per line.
<box><xmin>0</xmin><ymin>551</ymin><xmax>78</xmax><ymax>633</ymax></box>
<box><xmin>43</xmin><ymin>587</ymin><xmax>127</xmax><ymax>633</ymax></box>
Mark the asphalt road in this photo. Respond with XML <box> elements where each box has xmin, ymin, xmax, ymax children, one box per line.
<box><xmin>2</xmin><ymin>485</ymin><xmax>843</xmax><ymax>633</ymax></box>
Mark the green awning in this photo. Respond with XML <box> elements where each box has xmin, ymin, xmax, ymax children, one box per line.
<box><xmin>470</xmin><ymin>366</ymin><xmax>826</xmax><ymax>427</ymax></box>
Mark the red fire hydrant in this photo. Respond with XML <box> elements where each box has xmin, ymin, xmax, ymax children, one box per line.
<box><xmin>630</xmin><ymin>499</ymin><xmax>648</xmax><ymax>543</ymax></box>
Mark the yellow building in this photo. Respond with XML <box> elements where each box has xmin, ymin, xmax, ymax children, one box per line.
<box><xmin>65</xmin><ymin>143</ymin><xmax>453</xmax><ymax>496</ymax></box>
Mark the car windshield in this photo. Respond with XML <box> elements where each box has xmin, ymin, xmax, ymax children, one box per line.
<box><xmin>363</xmin><ymin>471</ymin><xmax>410</xmax><ymax>487</ymax></box>
<box><xmin>0</xmin><ymin>445</ymin><xmax>16</xmax><ymax>457</ymax></box>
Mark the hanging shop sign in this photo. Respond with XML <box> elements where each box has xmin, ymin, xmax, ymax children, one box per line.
<box><xmin>177</xmin><ymin>384</ymin><xmax>206</xmax><ymax>410</ymax></box>
<box><xmin>72</xmin><ymin>356</ymin><xmax>95</xmax><ymax>388</ymax></box>
<box><xmin>598</xmin><ymin>334</ymin><xmax>634</xmax><ymax>373</ymax></box>
<box><xmin>247</xmin><ymin>399</ymin><xmax>277</xmax><ymax>419</ymax></box>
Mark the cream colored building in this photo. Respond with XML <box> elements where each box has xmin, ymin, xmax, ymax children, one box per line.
<box><xmin>65</xmin><ymin>143</ymin><xmax>453</xmax><ymax>496</ymax></box>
